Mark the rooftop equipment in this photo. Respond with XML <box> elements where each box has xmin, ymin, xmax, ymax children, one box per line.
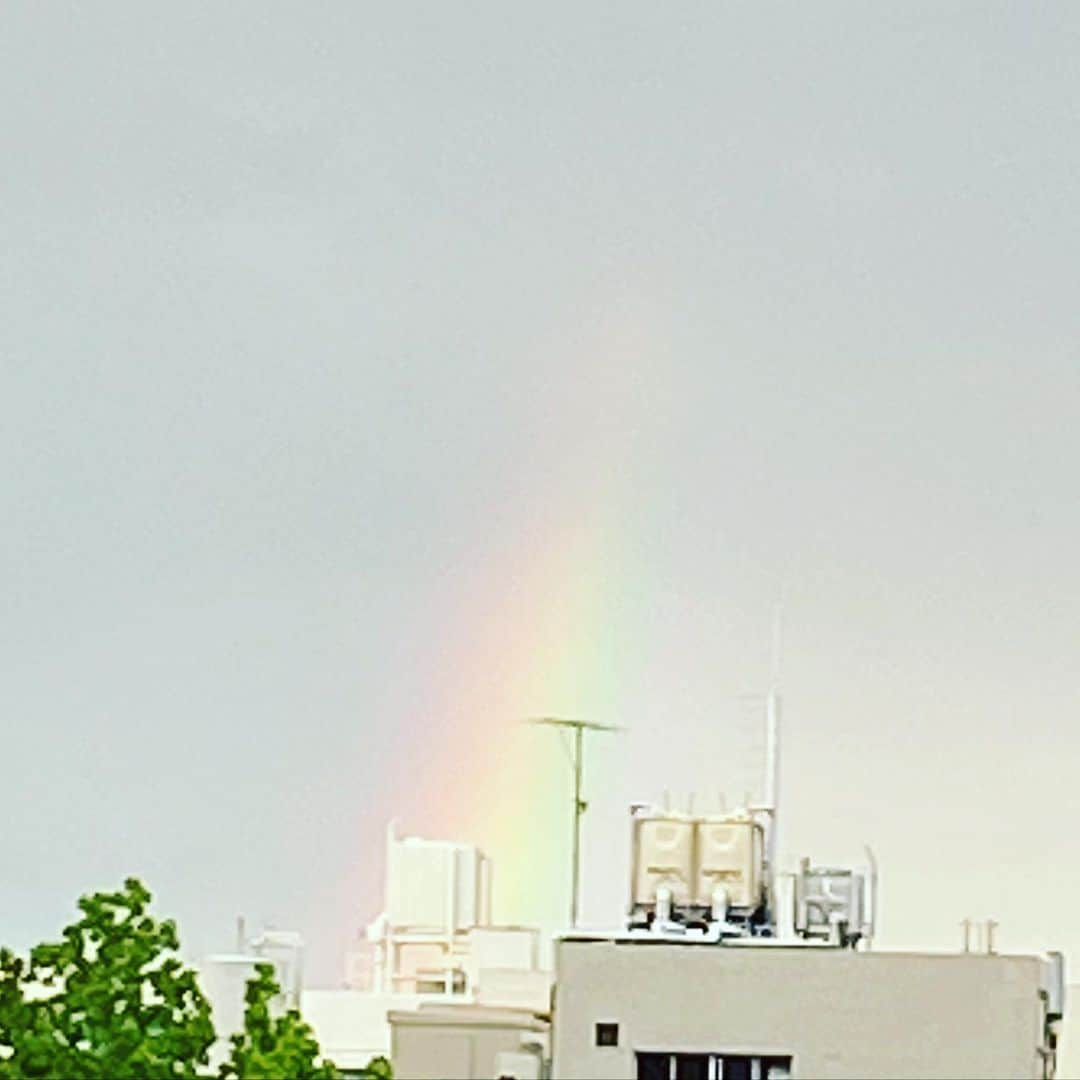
<box><xmin>793</xmin><ymin>860</ymin><xmax>870</xmax><ymax>947</ymax></box>
<box><xmin>526</xmin><ymin>716</ymin><xmax>623</xmax><ymax>927</ymax></box>
<box><xmin>623</xmin><ymin>608</ymin><xmax>878</xmax><ymax>946</ymax></box>
<box><xmin>386</xmin><ymin>829</ymin><xmax>490</xmax><ymax>933</ymax></box>
<box><xmin>369</xmin><ymin>821</ymin><xmax>492</xmax><ymax>995</ymax></box>
<box><xmin>628</xmin><ymin>806</ymin><xmax>767</xmax><ymax>934</ymax></box>
<box><xmin>626</xmin><ymin>627</ymin><xmax>781</xmax><ymax>938</ymax></box>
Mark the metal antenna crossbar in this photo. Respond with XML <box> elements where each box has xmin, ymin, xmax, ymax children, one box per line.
<box><xmin>526</xmin><ymin>716</ymin><xmax>623</xmax><ymax>927</ymax></box>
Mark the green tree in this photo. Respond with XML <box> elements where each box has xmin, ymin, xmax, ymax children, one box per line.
<box><xmin>0</xmin><ymin>878</ymin><xmax>214</xmax><ymax>1079</ymax></box>
<box><xmin>358</xmin><ymin>1055</ymin><xmax>392</xmax><ymax>1080</ymax></box>
<box><xmin>0</xmin><ymin>946</ymin><xmax>52</xmax><ymax>1078</ymax></box>
<box><xmin>220</xmin><ymin>963</ymin><xmax>337</xmax><ymax>1080</ymax></box>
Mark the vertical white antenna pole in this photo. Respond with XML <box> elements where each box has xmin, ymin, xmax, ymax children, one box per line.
<box><xmin>765</xmin><ymin>693</ymin><xmax>780</xmax><ymax>864</ymax></box>
<box><xmin>765</xmin><ymin>692</ymin><xmax>780</xmax><ymax>820</ymax></box>
<box><xmin>765</xmin><ymin>606</ymin><xmax>783</xmax><ymax>914</ymax></box>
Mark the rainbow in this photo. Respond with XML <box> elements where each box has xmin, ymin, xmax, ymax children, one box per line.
<box><xmin>373</xmin><ymin>298</ymin><xmax>670</xmax><ymax>941</ymax></box>
<box><xmin>395</xmin><ymin>507</ymin><xmax>634</xmax><ymax>938</ymax></box>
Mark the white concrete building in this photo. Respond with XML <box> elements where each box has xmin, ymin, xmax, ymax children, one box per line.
<box><xmin>385</xmin><ymin>789</ymin><xmax>1066</xmax><ymax>1079</ymax></box>
<box><xmin>299</xmin><ymin>822</ymin><xmax>550</xmax><ymax>1074</ymax></box>
<box><xmin>551</xmin><ymin>936</ymin><xmax>1062</xmax><ymax>1080</ymax></box>
<box><xmin>326</xmin><ymin>698</ymin><xmax>1071</xmax><ymax>1080</ymax></box>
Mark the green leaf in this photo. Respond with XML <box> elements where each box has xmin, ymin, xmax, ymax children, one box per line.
<box><xmin>0</xmin><ymin>879</ymin><xmax>214</xmax><ymax>1079</ymax></box>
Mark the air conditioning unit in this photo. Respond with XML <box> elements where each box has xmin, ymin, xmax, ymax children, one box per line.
<box><xmin>793</xmin><ymin>861</ymin><xmax>868</xmax><ymax>946</ymax></box>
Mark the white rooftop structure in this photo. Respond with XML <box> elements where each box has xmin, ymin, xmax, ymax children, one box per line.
<box><xmin>301</xmin><ymin>820</ymin><xmax>551</xmax><ymax>1071</ymax></box>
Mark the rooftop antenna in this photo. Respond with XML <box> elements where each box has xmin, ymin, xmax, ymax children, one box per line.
<box><xmin>765</xmin><ymin>604</ymin><xmax>783</xmax><ymax>897</ymax></box>
<box><xmin>526</xmin><ymin>716</ymin><xmax>623</xmax><ymax>927</ymax></box>
<box><xmin>740</xmin><ymin>606</ymin><xmax>783</xmax><ymax>919</ymax></box>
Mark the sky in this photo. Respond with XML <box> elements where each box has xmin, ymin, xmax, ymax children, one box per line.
<box><xmin>3</xmin><ymin>3</ymin><xmax>1080</xmax><ymax>985</ymax></box>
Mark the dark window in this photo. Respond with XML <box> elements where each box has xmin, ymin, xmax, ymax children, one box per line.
<box><xmin>635</xmin><ymin>1052</ymin><xmax>794</xmax><ymax>1080</ymax></box>
<box><xmin>636</xmin><ymin>1052</ymin><xmax>670</xmax><ymax>1080</ymax></box>
<box><xmin>675</xmin><ymin>1054</ymin><xmax>709</xmax><ymax>1080</ymax></box>
<box><xmin>721</xmin><ymin>1058</ymin><xmax>751</xmax><ymax>1080</ymax></box>
<box><xmin>596</xmin><ymin>1022</ymin><xmax>619</xmax><ymax>1047</ymax></box>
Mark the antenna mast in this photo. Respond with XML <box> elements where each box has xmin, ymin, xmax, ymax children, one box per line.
<box><xmin>763</xmin><ymin>605</ymin><xmax>783</xmax><ymax>919</ymax></box>
<box><xmin>527</xmin><ymin>716</ymin><xmax>622</xmax><ymax>927</ymax></box>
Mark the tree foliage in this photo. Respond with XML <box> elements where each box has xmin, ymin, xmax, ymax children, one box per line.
<box><xmin>358</xmin><ymin>1055</ymin><xmax>392</xmax><ymax>1079</ymax></box>
<box><xmin>0</xmin><ymin>878</ymin><xmax>341</xmax><ymax>1080</ymax></box>
<box><xmin>0</xmin><ymin>878</ymin><xmax>214</xmax><ymax>1078</ymax></box>
<box><xmin>219</xmin><ymin>963</ymin><xmax>336</xmax><ymax>1080</ymax></box>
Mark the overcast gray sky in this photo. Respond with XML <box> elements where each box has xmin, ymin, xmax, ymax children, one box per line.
<box><xmin>3</xmin><ymin>2</ymin><xmax>1080</xmax><ymax>983</ymax></box>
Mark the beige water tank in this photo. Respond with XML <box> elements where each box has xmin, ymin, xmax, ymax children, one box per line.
<box><xmin>694</xmin><ymin>817</ymin><xmax>763</xmax><ymax>909</ymax></box>
<box><xmin>631</xmin><ymin>814</ymin><xmax>695</xmax><ymax>907</ymax></box>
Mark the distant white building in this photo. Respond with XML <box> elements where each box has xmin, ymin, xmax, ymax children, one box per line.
<box><xmin>300</xmin><ymin>821</ymin><xmax>550</xmax><ymax>1073</ymax></box>
<box><xmin>199</xmin><ymin>926</ymin><xmax>307</xmax><ymax>1071</ymax></box>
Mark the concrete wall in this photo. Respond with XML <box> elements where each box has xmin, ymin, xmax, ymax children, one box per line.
<box><xmin>302</xmin><ymin>989</ymin><xmax>431</xmax><ymax>1071</ymax></box>
<box><xmin>390</xmin><ymin>1007</ymin><xmax>548</xmax><ymax>1080</ymax></box>
<box><xmin>552</xmin><ymin>940</ymin><xmax>1049</xmax><ymax>1080</ymax></box>
<box><xmin>302</xmin><ymin>982</ymin><xmax>553</xmax><ymax>1071</ymax></box>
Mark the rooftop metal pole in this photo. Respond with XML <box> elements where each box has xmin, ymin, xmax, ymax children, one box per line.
<box><xmin>527</xmin><ymin>717</ymin><xmax>622</xmax><ymax>928</ymax></box>
<box><xmin>571</xmin><ymin>723</ymin><xmax>584</xmax><ymax>927</ymax></box>
<box><xmin>765</xmin><ymin>606</ymin><xmax>784</xmax><ymax>920</ymax></box>
<box><xmin>764</xmin><ymin>689</ymin><xmax>781</xmax><ymax>874</ymax></box>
